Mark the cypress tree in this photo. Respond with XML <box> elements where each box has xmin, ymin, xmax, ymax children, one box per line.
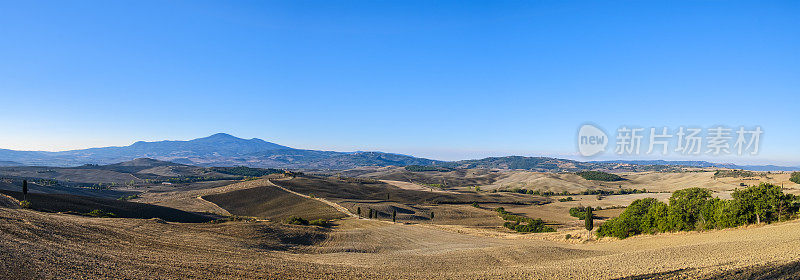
<box><xmin>357</xmin><ymin>207</ymin><xmax>361</xmax><ymax>217</ymax></box>
<box><xmin>368</xmin><ymin>209</ymin><xmax>373</xmax><ymax>219</ymax></box>
<box><xmin>430</xmin><ymin>211</ymin><xmax>434</xmax><ymax>220</ymax></box>
<box><xmin>585</xmin><ymin>206</ymin><xmax>594</xmax><ymax>232</ymax></box>
<box><xmin>392</xmin><ymin>209</ymin><xmax>397</xmax><ymax>223</ymax></box>
<box><xmin>22</xmin><ymin>180</ymin><xmax>28</xmax><ymax>200</ymax></box>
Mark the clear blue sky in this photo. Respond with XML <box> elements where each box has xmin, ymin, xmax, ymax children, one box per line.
<box><xmin>1</xmin><ymin>1</ymin><xmax>798</xmax><ymax>164</ymax></box>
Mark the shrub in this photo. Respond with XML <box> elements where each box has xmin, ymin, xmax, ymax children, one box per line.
<box><xmin>309</xmin><ymin>219</ymin><xmax>329</xmax><ymax>227</ymax></box>
<box><xmin>19</xmin><ymin>200</ymin><xmax>31</xmax><ymax>209</ymax></box>
<box><xmin>792</xmin><ymin>172</ymin><xmax>800</xmax><ymax>184</ymax></box>
<box><xmin>117</xmin><ymin>194</ymin><xmax>139</xmax><ymax>201</ymax></box>
<box><xmin>87</xmin><ymin>209</ymin><xmax>116</xmax><ymax>218</ymax></box>
<box><xmin>565</xmin><ymin>234</ymin><xmax>572</xmax><ymax>239</ymax></box>
<box><xmin>471</xmin><ymin>202</ymin><xmax>480</xmax><ymax>208</ymax></box>
<box><xmin>496</xmin><ymin>207</ymin><xmax>555</xmax><ymax>233</ymax></box>
<box><xmin>558</xmin><ymin>197</ymin><xmax>574</xmax><ymax>202</ymax></box>
<box><xmin>285</xmin><ymin>216</ymin><xmax>309</xmax><ymax>225</ymax></box>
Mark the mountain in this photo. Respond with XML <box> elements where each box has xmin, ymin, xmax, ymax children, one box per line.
<box><xmin>0</xmin><ymin>134</ymin><xmax>441</xmax><ymax>169</ymax></box>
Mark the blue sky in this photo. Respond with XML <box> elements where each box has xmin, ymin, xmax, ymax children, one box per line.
<box><xmin>1</xmin><ymin>1</ymin><xmax>798</xmax><ymax>164</ymax></box>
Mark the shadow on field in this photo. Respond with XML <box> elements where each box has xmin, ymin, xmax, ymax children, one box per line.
<box><xmin>616</xmin><ymin>261</ymin><xmax>800</xmax><ymax>280</ymax></box>
<box><xmin>1</xmin><ymin>190</ymin><xmax>214</xmax><ymax>223</ymax></box>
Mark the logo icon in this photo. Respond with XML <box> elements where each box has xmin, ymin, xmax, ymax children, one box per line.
<box><xmin>578</xmin><ymin>124</ymin><xmax>608</xmax><ymax>157</ymax></box>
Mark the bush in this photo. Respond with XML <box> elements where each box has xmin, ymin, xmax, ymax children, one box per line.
<box><xmin>19</xmin><ymin>200</ymin><xmax>31</xmax><ymax>209</ymax></box>
<box><xmin>577</xmin><ymin>171</ymin><xmax>624</xmax><ymax>181</ymax></box>
<box><xmin>558</xmin><ymin>197</ymin><xmax>574</xmax><ymax>202</ymax></box>
<box><xmin>285</xmin><ymin>216</ymin><xmax>309</xmax><ymax>225</ymax></box>
<box><xmin>87</xmin><ymin>209</ymin><xmax>116</xmax><ymax>218</ymax></box>
<box><xmin>117</xmin><ymin>194</ymin><xmax>139</xmax><ymax>201</ymax></box>
<box><xmin>569</xmin><ymin>206</ymin><xmax>589</xmax><ymax>220</ymax></box>
<box><xmin>496</xmin><ymin>207</ymin><xmax>555</xmax><ymax>233</ymax></box>
<box><xmin>309</xmin><ymin>219</ymin><xmax>330</xmax><ymax>227</ymax></box>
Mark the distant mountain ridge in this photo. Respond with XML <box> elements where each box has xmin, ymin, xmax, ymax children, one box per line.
<box><xmin>0</xmin><ymin>134</ymin><xmax>796</xmax><ymax>171</ymax></box>
<box><xmin>594</xmin><ymin>160</ymin><xmax>800</xmax><ymax>172</ymax></box>
<box><xmin>0</xmin><ymin>133</ymin><xmax>440</xmax><ymax>169</ymax></box>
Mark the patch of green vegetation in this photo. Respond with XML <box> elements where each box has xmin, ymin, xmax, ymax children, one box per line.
<box><xmin>713</xmin><ymin>169</ymin><xmax>760</xmax><ymax>178</ymax></box>
<box><xmin>207</xmin><ymin>216</ymin><xmax>256</xmax><ymax>224</ymax></box>
<box><xmin>19</xmin><ymin>200</ymin><xmax>31</xmax><ymax>209</ymax></box>
<box><xmin>577</xmin><ymin>171</ymin><xmax>624</xmax><ymax>181</ymax></box>
<box><xmin>421</xmin><ymin>183</ymin><xmax>445</xmax><ymax>189</ymax></box>
<box><xmin>117</xmin><ymin>194</ymin><xmax>140</xmax><ymax>201</ymax></box>
<box><xmin>285</xmin><ymin>216</ymin><xmax>330</xmax><ymax>227</ymax></box>
<box><xmin>598</xmin><ymin>183</ymin><xmax>798</xmax><ymax>239</ymax></box>
<box><xmin>285</xmin><ymin>216</ymin><xmax>309</xmax><ymax>225</ymax></box>
<box><xmin>558</xmin><ymin>197</ymin><xmax>574</xmax><ymax>202</ymax></box>
<box><xmin>569</xmin><ymin>206</ymin><xmax>590</xmax><ymax>220</ymax></box>
<box><xmin>494</xmin><ymin>207</ymin><xmax>555</xmax><ymax>233</ymax></box>
<box><xmin>87</xmin><ymin>209</ymin><xmax>116</xmax><ymax>218</ymax></box>
<box><xmin>309</xmin><ymin>219</ymin><xmax>330</xmax><ymax>227</ymax></box>
<box><xmin>404</xmin><ymin>165</ymin><xmax>453</xmax><ymax>172</ymax></box>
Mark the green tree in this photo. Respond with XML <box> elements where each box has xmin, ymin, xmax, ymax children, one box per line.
<box><xmin>667</xmin><ymin>188</ymin><xmax>711</xmax><ymax>231</ymax></box>
<box><xmin>22</xmin><ymin>180</ymin><xmax>28</xmax><ymax>195</ymax></box>
<box><xmin>732</xmin><ymin>183</ymin><xmax>783</xmax><ymax>224</ymax></box>
<box><xmin>585</xmin><ymin>206</ymin><xmax>594</xmax><ymax>232</ymax></box>
<box><xmin>357</xmin><ymin>207</ymin><xmax>361</xmax><ymax>217</ymax></box>
<box><xmin>392</xmin><ymin>209</ymin><xmax>397</xmax><ymax>223</ymax></box>
<box><xmin>598</xmin><ymin>198</ymin><xmax>663</xmax><ymax>238</ymax></box>
<box><xmin>790</xmin><ymin>172</ymin><xmax>800</xmax><ymax>184</ymax></box>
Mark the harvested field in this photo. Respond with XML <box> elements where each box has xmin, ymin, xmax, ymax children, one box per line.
<box><xmin>0</xmin><ymin>190</ymin><xmax>213</xmax><ymax>223</ymax></box>
<box><xmin>273</xmin><ymin>176</ymin><xmax>548</xmax><ymax>205</ymax></box>
<box><xmin>203</xmin><ymin>185</ymin><xmax>346</xmax><ymax>221</ymax></box>
<box><xmin>3</xmin><ymin>205</ymin><xmax>800</xmax><ymax>279</ymax></box>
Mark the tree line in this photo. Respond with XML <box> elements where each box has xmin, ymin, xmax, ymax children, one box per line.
<box><xmin>598</xmin><ymin>183</ymin><xmax>798</xmax><ymax>239</ymax></box>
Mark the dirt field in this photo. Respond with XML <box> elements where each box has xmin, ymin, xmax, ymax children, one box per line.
<box><xmin>273</xmin><ymin>176</ymin><xmax>549</xmax><ymax>205</ymax></box>
<box><xmin>203</xmin><ymin>185</ymin><xmax>346</xmax><ymax>221</ymax></box>
<box><xmin>483</xmin><ymin>170</ymin><xmax>800</xmax><ymax>193</ymax></box>
<box><xmin>0</xmin><ymin>190</ymin><xmax>212</xmax><ymax>223</ymax></box>
<box><xmin>2</xmin><ymin>204</ymin><xmax>800</xmax><ymax>279</ymax></box>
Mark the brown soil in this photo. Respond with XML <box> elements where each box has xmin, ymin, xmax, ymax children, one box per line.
<box><xmin>203</xmin><ymin>185</ymin><xmax>346</xmax><ymax>221</ymax></box>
